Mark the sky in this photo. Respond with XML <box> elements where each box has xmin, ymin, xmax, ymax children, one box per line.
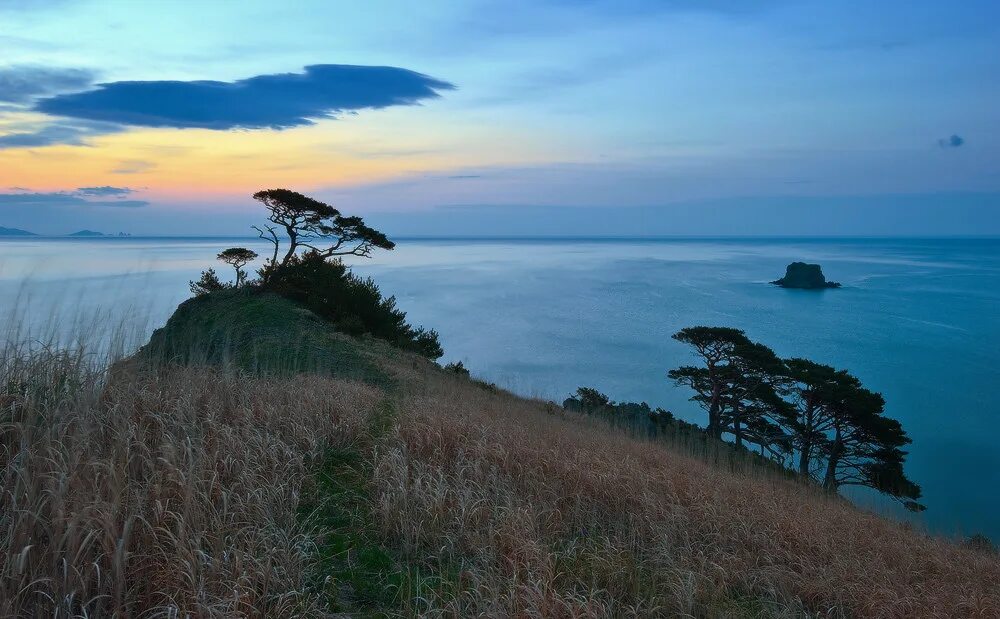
<box><xmin>0</xmin><ymin>0</ymin><xmax>998</xmax><ymax>236</ymax></box>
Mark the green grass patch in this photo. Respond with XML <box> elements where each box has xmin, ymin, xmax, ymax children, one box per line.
<box><xmin>136</xmin><ymin>289</ymin><xmax>389</xmax><ymax>386</ymax></box>
<box><xmin>298</xmin><ymin>399</ymin><xmax>467</xmax><ymax>616</ymax></box>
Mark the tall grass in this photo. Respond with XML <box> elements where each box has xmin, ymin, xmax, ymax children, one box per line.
<box><xmin>0</xmin><ymin>323</ymin><xmax>382</xmax><ymax>615</ymax></box>
<box><xmin>2</xmin><ymin>297</ymin><xmax>998</xmax><ymax>617</ymax></box>
<box><xmin>369</xmin><ymin>365</ymin><xmax>1000</xmax><ymax>617</ymax></box>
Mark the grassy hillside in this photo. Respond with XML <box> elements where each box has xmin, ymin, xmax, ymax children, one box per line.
<box><xmin>136</xmin><ymin>289</ymin><xmax>389</xmax><ymax>385</ymax></box>
<box><xmin>2</xmin><ymin>291</ymin><xmax>998</xmax><ymax>617</ymax></box>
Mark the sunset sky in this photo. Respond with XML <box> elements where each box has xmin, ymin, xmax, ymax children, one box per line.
<box><xmin>1</xmin><ymin>0</ymin><xmax>998</xmax><ymax>235</ymax></box>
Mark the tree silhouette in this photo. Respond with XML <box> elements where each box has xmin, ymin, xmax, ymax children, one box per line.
<box><xmin>815</xmin><ymin>376</ymin><xmax>924</xmax><ymax>511</ymax></box>
<box><xmin>668</xmin><ymin>326</ymin><xmax>789</xmax><ymax>448</ymax></box>
<box><xmin>717</xmin><ymin>339</ymin><xmax>793</xmax><ymax>457</ymax></box>
<box><xmin>670</xmin><ymin>327</ymin><xmax>923</xmax><ymax>509</ymax></box>
<box><xmin>574</xmin><ymin>387</ymin><xmax>612</xmax><ymax>412</ymax></box>
<box><xmin>251</xmin><ymin>188</ymin><xmax>394</xmax><ymax>281</ymax></box>
<box><xmin>783</xmin><ymin>358</ymin><xmax>844</xmax><ymax>476</ymax></box>
<box><xmin>667</xmin><ymin>326</ymin><xmax>749</xmax><ymax>439</ymax></box>
<box><xmin>216</xmin><ymin>247</ymin><xmax>258</xmax><ymax>287</ymax></box>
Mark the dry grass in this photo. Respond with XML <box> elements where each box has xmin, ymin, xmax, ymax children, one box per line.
<box><xmin>369</xmin><ymin>361</ymin><xmax>1000</xmax><ymax>618</ymax></box>
<box><xmin>1</xmin><ymin>348</ymin><xmax>381</xmax><ymax>616</ymax></box>
<box><xmin>2</xmin><ymin>334</ymin><xmax>998</xmax><ymax>617</ymax></box>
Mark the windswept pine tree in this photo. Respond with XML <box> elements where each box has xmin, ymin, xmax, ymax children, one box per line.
<box><xmin>666</xmin><ymin>326</ymin><xmax>749</xmax><ymax>439</ymax></box>
<box><xmin>251</xmin><ymin>188</ymin><xmax>395</xmax><ymax>282</ymax></box>
<box><xmin>670</xmin><ymin>328</ymin><xmax>923</xmax><ymax>510</ymax></box>
<box><xmin>667</xmin><ymin>327</ymin><xmax>793</xmax><ymax>457</ymax></box>
<box><xmin>782</xmin><ymin>358</ymin><xmax>923</xmax><ymax>510</ymax></box>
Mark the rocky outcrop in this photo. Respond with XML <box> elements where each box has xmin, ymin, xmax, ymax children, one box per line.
<box><xmin>772</xmin><ymin>262</ymin><xmax>841</xmax><ymax>289</ymax></box>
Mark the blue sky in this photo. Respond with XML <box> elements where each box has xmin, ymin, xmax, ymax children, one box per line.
<box><xmin>0</xmin><ymin>0</ymin><xmax>998</xmax><ymax>235</ymax></box>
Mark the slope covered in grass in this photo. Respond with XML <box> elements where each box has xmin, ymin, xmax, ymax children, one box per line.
<box><xmin>136</xmin><ymin>289</ymin><xmax>389</xmax><ymax>385</ymax></box>
<box><xmin>3</xmin><ymin>291</ymin><xmax>998</xmax><ymax>617</ymax></box>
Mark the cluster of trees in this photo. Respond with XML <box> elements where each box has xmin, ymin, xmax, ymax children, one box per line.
<box><xmin>191</xmin><ymin>188</ymin><xmax>442</xmax><ymax>359</ymax></box>
<box><xmin>563</xmin><ymin>387</ymin><xmax>703</xmax><ymax>437</ymax></box>
<box><xmin>669</xmin><ymin>327</ymin><xmax>923</xmax><ymax>510</ymax></box>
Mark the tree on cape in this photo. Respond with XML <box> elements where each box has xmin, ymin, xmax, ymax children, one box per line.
<box><xmin>667</xmin><ymin>326</ymin><xmax>757</xmax><ymax>440</ymax></box>
<box><xmin>251</xmin><ymin>188</ymin><xmax>394</xmax><ymax>282</ymax></box>
<box><xmin>216</xmin><ymin>247</ymin><xmax>258</xmax><ymax>287</ymax></box>
<box><xmin>816</xmin><ymin>376</ymin><xmax>923</xmax><ymax>510</ymax></box>
<box><xmin>670</xmin><ymin>326</ymin><xmax>923</xmax><ymax>511</ymax></box>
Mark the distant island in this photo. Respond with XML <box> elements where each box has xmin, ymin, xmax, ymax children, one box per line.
<box><xmin>0</xmin><ymin>226</ymin><xmax>37</xmax><ymax>236</ymax></box>
<box><xmin>772</xmin><ymin>262</ymin><xmax>841</xmax><ymax>289</ymax></box>
<box><xmin>0</xmin><ymin>227</ymin><xmax>132</xmax><ymax>237</ymax></box>
<box><xmin>66</xmin><ymin>230</ymin><xmax>132</xmax><ymax>237</ymax></box>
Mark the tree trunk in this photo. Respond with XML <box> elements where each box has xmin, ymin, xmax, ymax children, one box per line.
<box><xmin>798</xmin><ymin>397</ymin><xmax>816</xmax><ymax>476</ymax></box>
<box><xmin>708</xmin><ymin>384</ymin><xmax>722</xmax><ymax>439</ymax></box>
<box><xmin>823</xmin><ymin>428</ymin><xmax>842</xmax><ymax>491</ymax></box>
<box><xmin>798</xmin><ymin>444</ymin><xmax>811</xmax><ymax>476</ymax></box>
<box><xmin>280</xmin><ymin>226</ymin><xmax>298</xmax><ymax>268</ymax></box>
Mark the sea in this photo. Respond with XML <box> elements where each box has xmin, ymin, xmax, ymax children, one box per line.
<box><xmin>1</xmin><ymin>235</ymin><xmax>997</xmax><ymax>539</ymax></box>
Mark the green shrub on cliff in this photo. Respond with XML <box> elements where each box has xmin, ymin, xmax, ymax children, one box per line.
<box><xmin>260</xmin><ymin>252</ymin><xmax>443</xmax><ymax>359</ymax></box>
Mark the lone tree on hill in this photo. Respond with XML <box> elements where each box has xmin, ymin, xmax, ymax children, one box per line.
<box><xmin>216</xmin><ymin>247</ymin><xmax>258</xmax><ymax>287</ymax></box>
<box><xmin>251</xmin><ymin>188</ymin><xmax>395</xmax><ymax>281</ymax></box>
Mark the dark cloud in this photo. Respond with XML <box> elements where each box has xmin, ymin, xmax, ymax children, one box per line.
<box><xmin>75</xmin><ymin>186</ymin><xmax>134</xmax><ymax>197</ymax></box>
<box><xmin>0</xmin><ymin>65</ymin><xmax>95</xmax><ymax>104</ymax></box>
<box><xmin>34</xmin><ymin>64</ymin><xmax>455</xmax><ymax>130</ymax></box>
<box><xmin>937</xmin><ymin>134</ymin><xmax>965</xmax><ymax>148</ymax></box>
<box><xmin>0</xmin><ymin>120</ymin><xmax>122</xmax><ymax>148</ymax></box>
<box><xmin>0</xmin><ymin>191</ymin><xmax>148</xmax><ymax>208</ymax></box>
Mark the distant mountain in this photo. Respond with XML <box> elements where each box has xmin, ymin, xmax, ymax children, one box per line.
<box><xmin>67</xmin><ymin>230</ymin><xmax>105</xmax><ymax>237</ymax></box>
<box><xmin>0</xmin><ymin>226</ymin><xmax>38</xmax><ymax>236</ymax></box>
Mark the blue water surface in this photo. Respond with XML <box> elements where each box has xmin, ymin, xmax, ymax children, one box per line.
<box><xmin>2</xmin><ymin>236</ymin><xmax>997</xmax><ymax>538</ymax></box>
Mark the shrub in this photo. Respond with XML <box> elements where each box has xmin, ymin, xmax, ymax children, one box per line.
<box><xmin>444</xmin><ymin>361</ymin><xmax>470</xmax><ymax>376</ymax></box>
<box><xmin>261</xmin><ymin>251</ymin><xmax>443</xmax><ymax>359</ymax></box>
<box><xmin>189</xmin><ymin>268</ymin><xmax>229</xmax><ymax>296</ymax></box>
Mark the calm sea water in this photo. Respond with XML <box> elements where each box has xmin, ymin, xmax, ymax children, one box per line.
<box><xmin>2</xmin><ymin>236</ymin><xmax>998</xmax><ymax>539</ymax></box>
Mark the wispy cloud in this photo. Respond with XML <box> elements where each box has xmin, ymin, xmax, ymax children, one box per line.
<box><xmin>0</xmin><ymin>119</ymin><xmax>123</xmax><ymax>148</ymax></box>
<box><xmin>0</xmin><ymin>189</ymin><xmax>148</xmax><ymax>208</ymax></box>
<box><xmin>110</xmin><ymin>159</ymin><xmax>155</xmax><ymax>174</ymax></box>
<box><xmin>74</xmin><ymin>185</ymin><xmax>135</xmax><ymax>197</ymax></box>
<box><xmin>0</xmin><ymin>65</ymin><xmax>95</xmax><ymax>104</ymax></box>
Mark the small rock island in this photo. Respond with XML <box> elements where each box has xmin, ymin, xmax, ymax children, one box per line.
<box><xmin>772</xmin><ymin>262</ymin><xmax>841</xmax><ymax>289</ymax></box>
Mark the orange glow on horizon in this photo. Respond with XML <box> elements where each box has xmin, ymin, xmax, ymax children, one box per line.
<box><xmin>0</xmin><ymin>110</ymin><xmax>566</xmax><ymax>204</ymax></box>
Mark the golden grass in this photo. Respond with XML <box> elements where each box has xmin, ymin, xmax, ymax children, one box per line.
<box><xmin>2</xmin><ymin>341</ymin><xmax>997</xmax><ymax>617</ymax></box>
<box><xmin>1</xmin><ymin>350</ymin><xmax>381</xmax><ymax>616</ymax></box>
<box><xmin>370</xmin><ymin>362</ymin><xmax>1000</xmax><ymax>618</ymax></box>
